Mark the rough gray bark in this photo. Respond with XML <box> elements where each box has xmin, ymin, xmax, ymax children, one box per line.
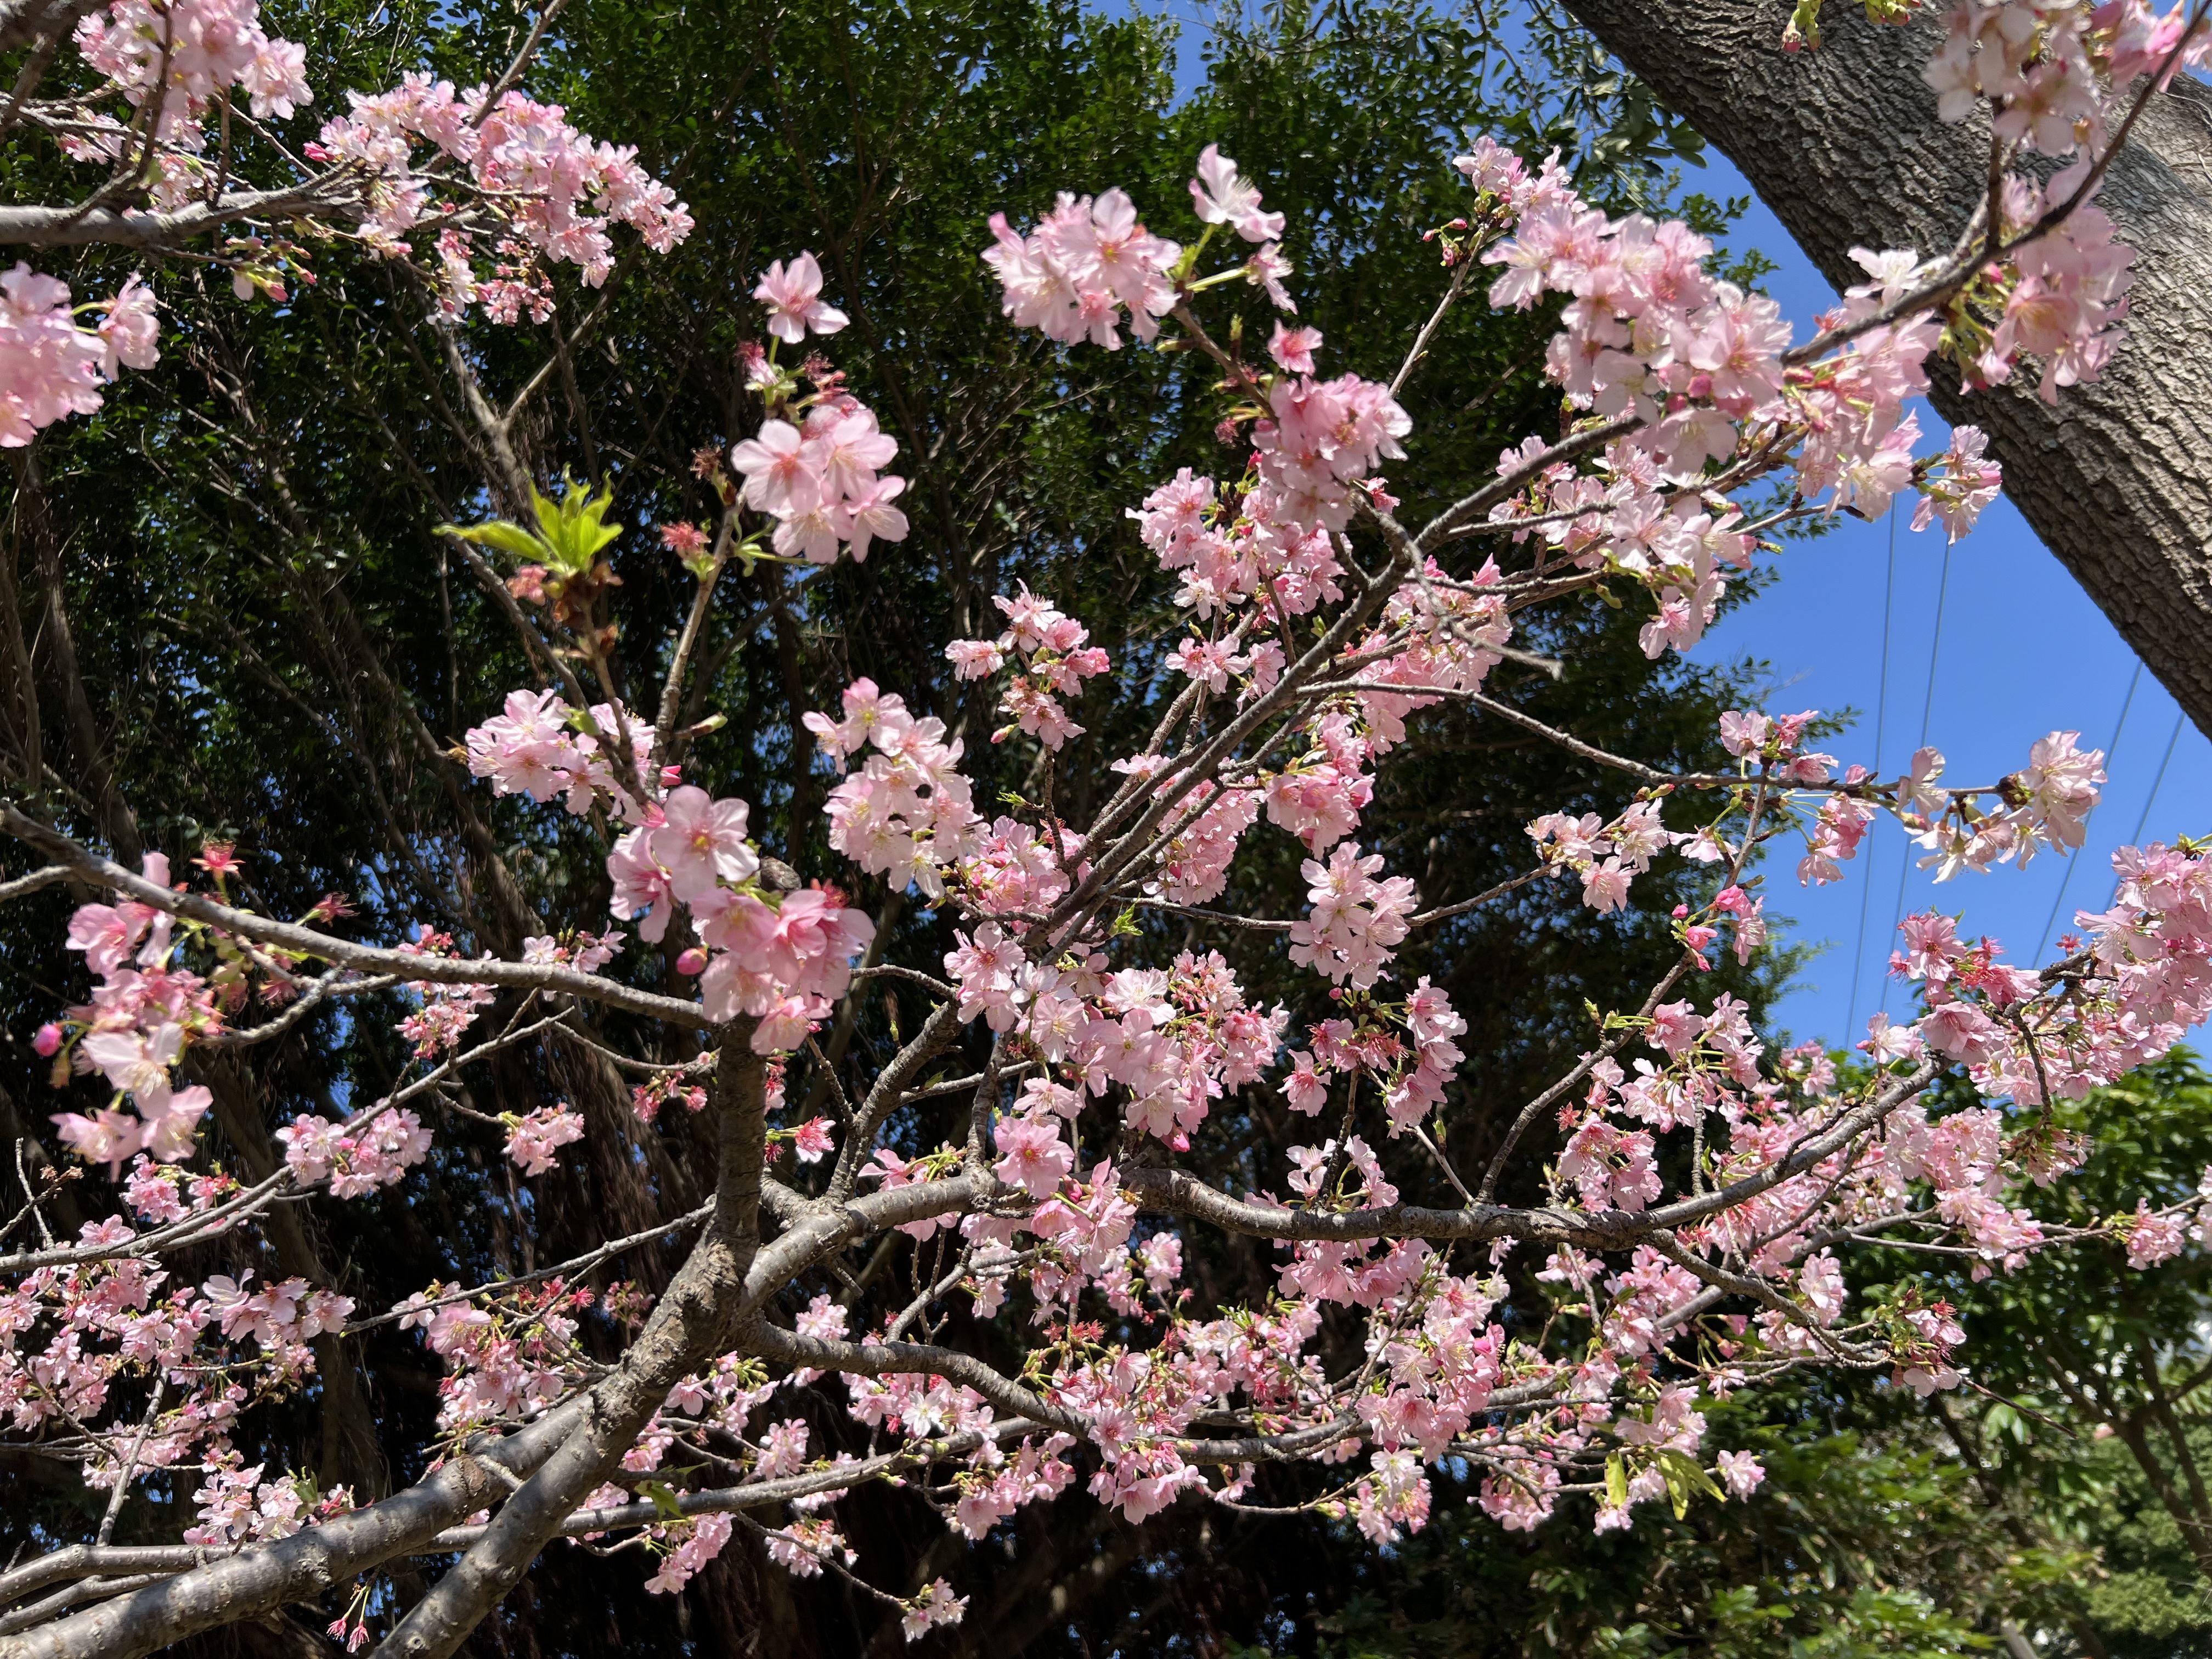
<box><xmin>1559</xmin><ymin>0</ymin><xmax>2212</xmax><ymax>738</ymax></box>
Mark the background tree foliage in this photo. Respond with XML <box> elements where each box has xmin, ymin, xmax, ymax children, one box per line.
<box><xmin>7</xmin><ymin>0</ymin><xmax>2205</xmax><ymax>1651</ymax></box>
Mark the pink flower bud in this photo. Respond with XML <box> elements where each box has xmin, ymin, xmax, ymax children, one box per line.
<box><xmin>32</xmin><ymin>1022</ymin><xmax>62</xmax><ymax>1057</ymax></box>
<box><xmin>676</xmin><ymin>947</ymin><xmax>707</xmax><ymax>976</ymax></box>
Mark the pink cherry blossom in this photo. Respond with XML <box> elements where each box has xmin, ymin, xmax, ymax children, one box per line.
<box><xmin>1188</xmin><ymin>144</ymin><xmax>1286</xmax><ymax>243</ymax></box>
<box><xmin>505</xmin><ymin>1104</ymin><xmax>584</xmax><ymax>1177</ymax></box>
<box><xmin>649</xmin><ymin>787</ymin><xmax>760</xmax><ymax>904</ymax></box>
<box><xmin>754</xmin><ymin>252</ymin><xmax>849</xmax><ymax>344</ymax></box>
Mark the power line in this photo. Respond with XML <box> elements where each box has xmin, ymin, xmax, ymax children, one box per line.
<box><xmin>2127</xmin><ymin>711</ymin><xmax>2185</xmax><ymax>852</ymax></box>
<box><xmin>2069</xmin><ymin>709</ymin><xmax>2188</xmax><ymax>927</ymax></box>
<box><xmin>1874</xmin><ymin>539</ymin><xmax>1953</xmax><ymax>1025</ymax></box>
<box><xmin>1844</xmin><ymin>505</ymin><xmax>1898</xmax><ymax>1042</ymax></box>
<box><xmin>1911</xmin><ymin>545</ymin><xmax>1953</xmax><ymax>766</ymax></box>
<box><xmin>2033</xmin><ymin>658</ymin><xmax>2140</xmax><ymax>962</ymax></box>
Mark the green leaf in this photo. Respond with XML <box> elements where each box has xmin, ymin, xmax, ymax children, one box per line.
<box><xmin>441</xmin><ymin>519</ymin><xmax>550</xmax><ymax>565</ymax></box>
<box><xmin>441</xmin><ymin>478</ymin><xmax>627</xmax><ymax>579</ymax></box>
<box><xmin>1660</xmin><ymin>1454</ymin><xmax>1691</xmax><ymax>1520</ymax></box>
<box><xmin>1656</xmin><ymin>1447</ymin><xmax>1725</xmax><ymax>1520</ymax></box>
<box><xmin>528</xmin><ymin>476</ymin><xmax>624</xmax><ymax>576</ymax></box>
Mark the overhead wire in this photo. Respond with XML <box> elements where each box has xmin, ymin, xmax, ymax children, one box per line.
<box><xmin>2078</xmin><ymin>705</ymin><xmax>2193</xmax><ymax>924</ymax></box>
<box><xmin>1844</xmin><ymin>505</ymin><xmax>1898</xmax><ymax>1042</ymax></box>
<box><xmin>1873</xmin><ymin>539</ymin><xmax>1953</xmax><ymax>1028</ymax></box>
<box><xmin>2126</xmin><ymin>712</ymin><xmax>2185</xmax><ymax>852</ymax></box>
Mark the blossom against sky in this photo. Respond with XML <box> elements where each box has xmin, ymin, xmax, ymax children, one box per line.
<box><xmin>1685</xmin><ymin>159</ymin><xmax>2212</xmax><ymax>1046</ymax></box>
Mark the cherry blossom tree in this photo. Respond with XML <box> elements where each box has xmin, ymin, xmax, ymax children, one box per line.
<box><xmin>1</xmin><ymin>0</ymin><xmax>2210</xmax><ymax>1654</ymax></box>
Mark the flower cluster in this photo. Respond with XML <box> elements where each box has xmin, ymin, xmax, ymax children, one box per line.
<box><xmin>1282</xmin><ymin>977</ymin><xmax>1468</xmax><ymax>1135</ymax></box>
<box><xmin>201</xmin><ymin>1270</ymin><xmax>353</xmax><ymax>1350</ymax></box>
<box><xmin>1251</xmin><ymin>371</ymin><xmax>1413</xmax><ymax>535</ymax></box>
<box><xmin>277</xmin><ymin>1108</ymin><xmax>433</xmax><ymax>1198</ymax></box>
<box><xmin>940</xmin><ymin>945</ymin><xmax>1285</xmax><ymax>1152</ymax></box>
<box><xmin>1779</xmin><ymin>719</ymin><xmax>2106</xmax><ymax>890</ymax></box>
<box><xmin>1882</xmin><ymin>836</ymin><xmax>2212</xmax><ymax>1107</ymax></box>
<box><xmin>465</xmin><ymin>688</ymin><xmax>660</xmax><ymax>816</ymax></box>
<box><xmin>182</xmin><ymin>1453</ymin><xmax>350</xmax><ymax>1548</ymax></box>
<box><xmin>466</xmin><ymin>679</ymin><xmax>883</xmax><ymax>1060</ymax></box>
<box><xmin>393</xmin><ymin>1276</ymin><xmax>609</xmax><ymax>1431</ymax></box>
<box><xmin>72</xmin><ymin>0</ymin><xmax>311</xmax><ymax>162</ymax></box>
<box><xmin>945</xmin><ymin>584</ymin><xmax>1113</xmax><ymax>749</ymax></box>
<box><xmin>385</xmin><ymin>930</ymin><xmax>494</xmax><ymax>1059</ymax></box>
<box><xmin>1912</xmin><ymin>424</ymin><xmax>2005</xmax><ymax>540</ymax></box>
<box><xmin>1350</xmin><ymin>556</ymin><xmax>1513</xmax><ymax>742</ymax></box>
<box><xmin>0</xmin><ymin>265</ymin><xmax>159</xmax><ymax>447</ymax></box>
<box><xmin>1130</xmin><ymin>466</ymin><xmax>1343</xmax><ymax>625</ymax></box>
<box><xmin>809</xmin><ymin>679</ymin><xmax>986</xmax><ymax>899</ymax></box>
<box><xmin>642</xmin><ymin>1513</ymin><xmax>734</xmax><ymax>1594</ymax></box>
<box><xmin>1465</xmin><ymin>143</ymin><xmax>2026</xmax><ymax>652</ymax></box>
<box><xmin>984</xmin><ymin>146</ymin><xmax>1298</xmax><ymax>351</ymax></box>
<box><xmin>47</xmin><ymin>853</ymin><xmax>218</xmax><ymax>1168</ymax></box>
<box><xmin>900</xmin><ymin>1580</ymin><xmax>970</xmax><ymax>1640</ymax></box>
<box><xmin>1923</xmin><ymin>0</ymin><xmax>2209</xmax><ymax>151</ymax></box>
<box><xmin>308</xmin><ymin>76</ymin><xmax>693</xmax><ymax>313</ymax></box>
<box><xmin>984</xmin><ymin>189</ymin><xmax>1182</xmax><ymax>348</ymax></box>
<box><xmin>729</xmin><ymin>301</ymin><xmax>911</xmax><ymax>567</ymax></box>
<box><xmin>505</xmin><ymin>1104</ymin><xmax>586</xmax><ymax>1177</ymax></box>
<box><xmin>1286</xmin><ymin>842</ymin><xmax>1420</xmax><ymax>988</ymax></box>
<box><xmin>606</xmin><ymin>793</ymin><xmax>874</xmax><ymax>1052</ymax></box>
<box><xmin>1529</xmin><ymin>799</ymin><xmax>1678</xmax><ymax>917</ymax></box>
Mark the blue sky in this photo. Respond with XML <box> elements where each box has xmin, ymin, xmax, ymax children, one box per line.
<box><xmin>1683</xmin><ymin>161</ymin><xmax>2212</xmax><ymax>1049</ymax></box>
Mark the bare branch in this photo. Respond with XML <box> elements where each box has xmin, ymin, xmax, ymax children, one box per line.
<box><xmin>0</xmin><ymin>805</ymin><xmax>714</xmax><ymax>1029</ymax></box>
<box><xmin>752</xmin><ymin>1325</ymin><xmax>1086</xmax><ymax>1432</ymax></box>
<box><xmin>0</xmin><ymin>179</ymin><xmax>357</xmax><ymax>249</ymax></box>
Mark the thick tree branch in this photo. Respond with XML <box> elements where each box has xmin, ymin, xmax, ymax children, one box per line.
<box><xmin>753</xmin><ymin>1326</ymin><xmax>1085</xmax><ymax>1430</ymax></box>
<box><xmin>0</xmin><ymin>181</ymin><xmax>352</xmax><ymax>249</ymax></box>
<box><xmin>0</xmin><ymin>1407</ymin><xmax>582</xmax><ymax>1659</ymax></box>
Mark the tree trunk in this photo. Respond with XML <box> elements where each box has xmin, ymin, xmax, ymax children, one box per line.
<box><xmin>1559</xmin><ymin>0</ymin><xmax>2212</xmax><ymax>738</ymax></box>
